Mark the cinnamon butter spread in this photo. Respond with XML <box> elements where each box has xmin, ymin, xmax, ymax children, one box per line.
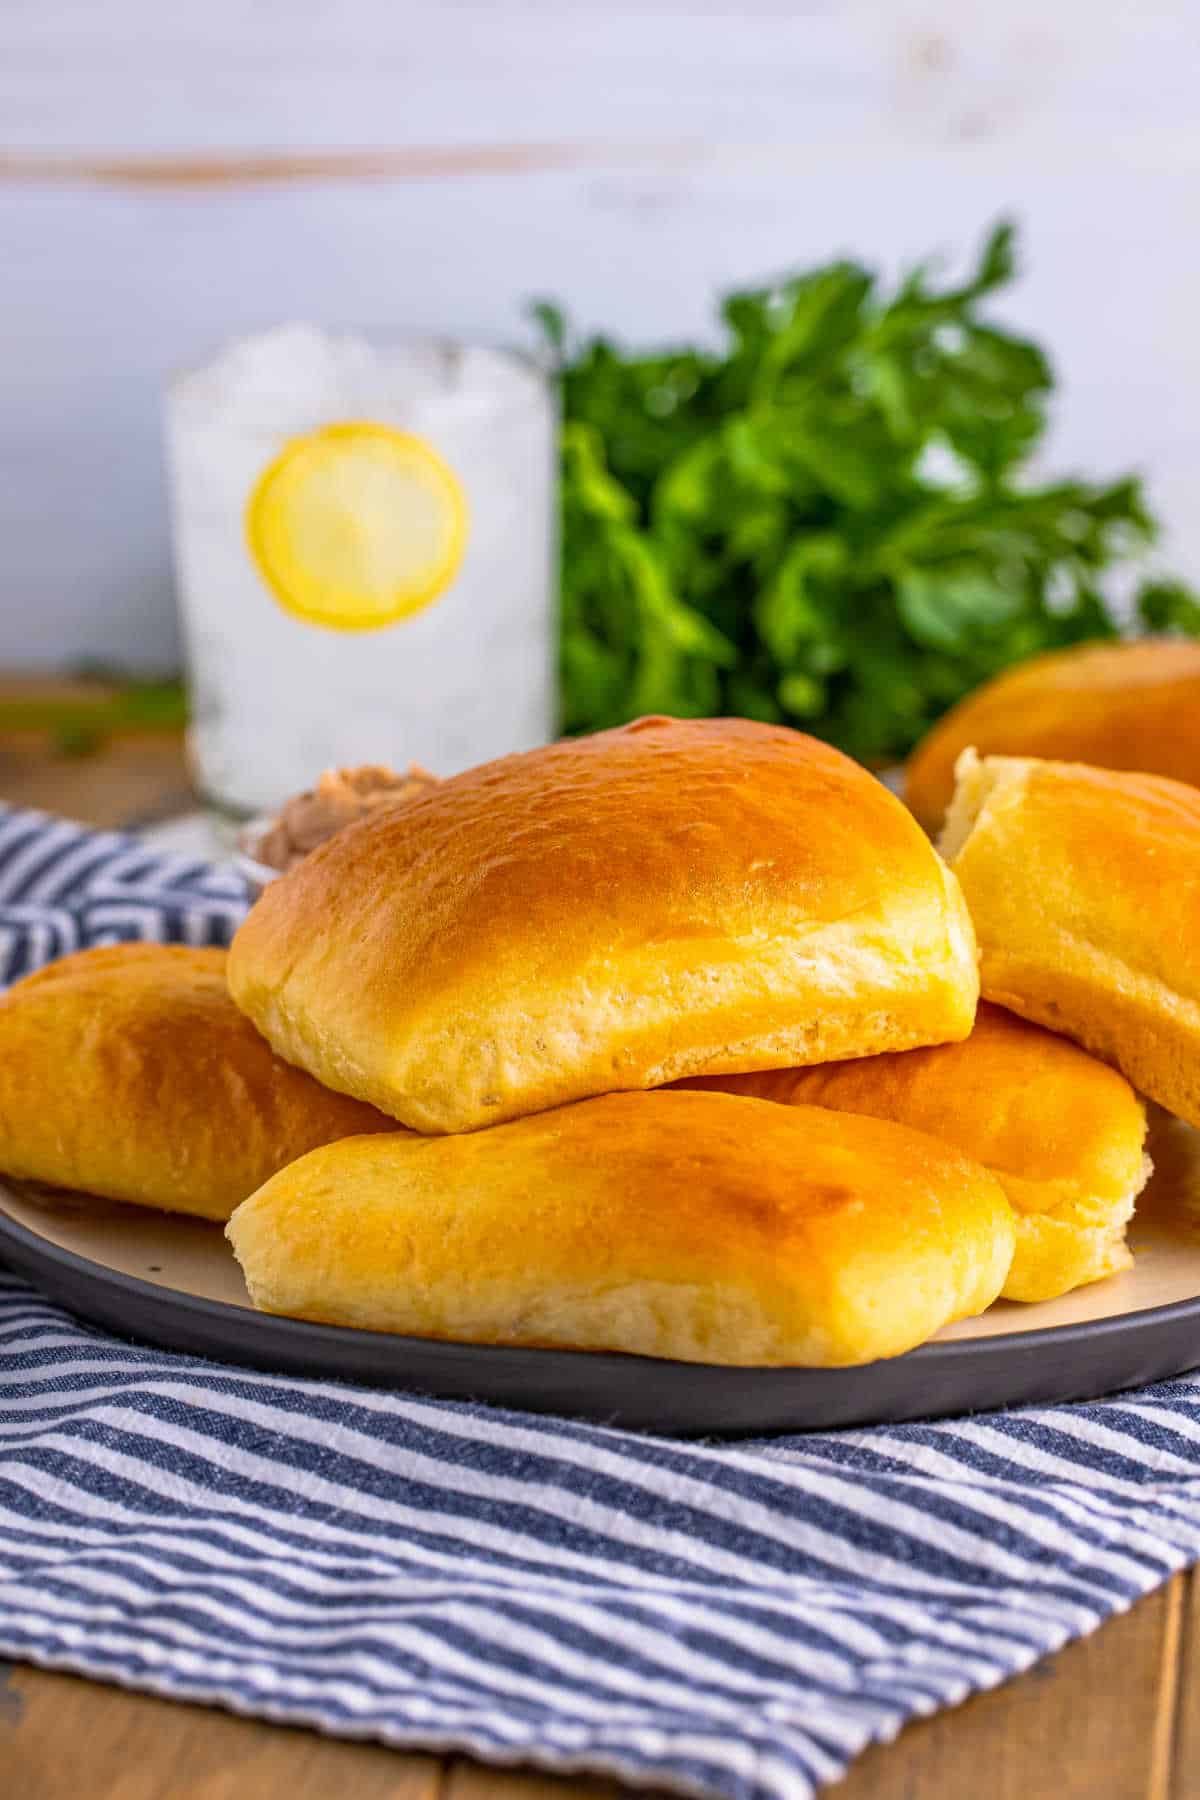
<box><xmin>253</xmin><ymin>764</ymin><xmax>438</xmax><ymax>872</ymax></box>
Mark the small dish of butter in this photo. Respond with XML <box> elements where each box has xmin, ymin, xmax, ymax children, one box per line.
<box><xmin>234</xmin><ymin>764</ymin><xmax>438</xmax><ymax>897</ymax></box>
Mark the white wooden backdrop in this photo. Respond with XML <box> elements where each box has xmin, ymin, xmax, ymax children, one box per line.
<box><xmin>3</xmin><ymin>0</ymin><xmax>1199</xmax><ymax>669</ymax></box>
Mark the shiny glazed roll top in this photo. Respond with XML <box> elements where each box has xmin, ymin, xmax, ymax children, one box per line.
<box><xmin>227</xmin><ymin>716</ymin><xmax>980</xmax><ymax>1133</ymax></box>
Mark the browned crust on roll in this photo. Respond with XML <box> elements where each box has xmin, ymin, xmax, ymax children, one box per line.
<box><xmin>0</xmin><ymin>943</ymin><xmax>398</xmax><ymax>1219</ymax></box>
<box><xmin>680</xmin><ymin>1001</ymin><xmax>1150</xmax><ymax>1302</ymax></box>
<box><xmin>228</xmin><ymin>716</ymin><xmax>979</xmax><ymax>1133</ymax></box>
<box><xmin>905</xmin><ymin>639</ymin><xmax>1200</xmax><ymax>832</ymax></box>
<box><xmin>227</xmin><ymin>1090</ymin><xmax>1015</xmax><ymax>1366</ymax></box>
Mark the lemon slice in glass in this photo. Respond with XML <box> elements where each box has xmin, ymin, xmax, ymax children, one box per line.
<box><xmin>245</xmin><ymin>421</ymin><xmax>469</xmax><ymax>632</ymax></box>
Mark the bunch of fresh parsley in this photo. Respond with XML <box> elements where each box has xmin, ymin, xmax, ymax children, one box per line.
<box><xmin>537</xmin><ymin>223</ymin><xmax>1199</xmax><ymax>765</ymax></box>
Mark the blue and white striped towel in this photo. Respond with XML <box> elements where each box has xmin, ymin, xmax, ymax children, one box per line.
<box><xmin>4</xmin><ymin>801</ymin><xmax>1200</xmax><ymax>1800</ymax></box>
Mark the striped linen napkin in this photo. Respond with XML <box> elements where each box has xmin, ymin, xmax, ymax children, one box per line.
<box><xmin>4</xmin><ymin>801</ymin><xmax>1200</xmax><ymax>1800</ymax></box>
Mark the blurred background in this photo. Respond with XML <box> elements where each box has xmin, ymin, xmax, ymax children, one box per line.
<box><xmin>4</xmin><ymin>0</ymin><xmax>1200</xmax><ymax>818</ymax></box>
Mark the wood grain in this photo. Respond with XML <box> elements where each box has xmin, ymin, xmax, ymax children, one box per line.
<box><xmin>0</xmin><ymin>736</ymin><xmax>193</xmax><ymax>829</ymax></box>
<box><xmin>7</xmin><ymin>150</ymin><xmax>1200</xmax><ymax>676</ymax></box>
<box><xmin>1149</xmin><ymin>1574</ymin><xmax>1185</xmax><ymax>1800</ymax></box>
<box><xmin>4</xmin><ymin>2</ymin><xmax>1196</xmax><ymax>158</ymax></box>
<box><xmin>0</xmin><ymin>1659</ymin><xmax>653</xmax><ymax>1800</ymax></box>
<box><xmin>0</xmin><ymin>1584</ymin><xmax>1187</xmax><ymax>1800</ymax></box>
<box><xmin>1171</xmin><ymin>1564</ymin><xmax>1200</xmax><ymax>1797</ymax></box>
<box><xmin>0</xmin><ymin>1662</ymin><xmax>444</xmax><ymax>1800</ymax></box>
<box><xmin>0</xmin><ymin>675</ymin><xmax>188</xmax><ymax>828</ymax></box>
<box><xmin>0</xmin><ymin>676</ymin><xmax>193</xmax><ymax>826</ymax></box>
<box><xmin>3</xmin><ymin>2</ymin><xmax>1200</xmax><ymax>671</ymax></box>
<box><xmin>0</xmin><ymin>144</ymin><xmax>661</xmax><ymax>188</ymax></box>
<box><xmin>444</xmin><ymin>1758</ymin><xmax>635</xmax><ymax>1800</ymax></box>
<box><xmin>837</xmin><ymin>1579</ymin><xmax>1186</xmax><ymax>1800</ymax></box>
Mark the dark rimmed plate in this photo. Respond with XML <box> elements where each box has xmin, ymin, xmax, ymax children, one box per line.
<box><xmin>5</xmin><ymin>1141</ymin><xmax>1200</xmax><ymax>1435</ymax></box>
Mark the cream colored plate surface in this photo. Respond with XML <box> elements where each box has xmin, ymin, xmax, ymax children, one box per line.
<box><xmin>3</xmin><ymin>1113</ymin><xmax>1200</xmax><ymax>1345</ymax></box>
<box><xmin>0</xmin><ymin>1184</ymin><xmax>250</xmax><ymax>1307</ymax></box>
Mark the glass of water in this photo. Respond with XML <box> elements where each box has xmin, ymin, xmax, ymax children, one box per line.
<box><xmin>165</xmin><ymin>325</ymin><xmax>556</xmax><ymax>818</ymax></box>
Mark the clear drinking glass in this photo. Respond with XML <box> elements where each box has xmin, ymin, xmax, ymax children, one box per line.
<box><xmin>165</xmin><ymin>325</ymin><xmax>557</xmax><ymax>818</ymax></box>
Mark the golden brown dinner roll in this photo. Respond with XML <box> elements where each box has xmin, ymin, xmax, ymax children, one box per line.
<box><xmin>940</xmin><ymin>750</ymin><xmax>1200</xmax><ymax>1131</ymax></box>
<box><xmin>680</xmin><ymin>1003</ymin><xmax>1150</xmax><ymax>1303</ymax></box>
<box><xmin>227</xmin><ymin>1090</ymin><xmax>1015</xmax><ymax>1365</ymax></box>
<box><xmin>0</xmin><ymin>944</ymin><xmax>397</xmax><ymax>1219</ymax></box>
<box><xmin>227</xmin><ymin>716</ymin><xmax>979</xmax><ymax>1133</ymax></box>
<box><xmin>905</xmin><ymin>638</ymin><xmax>1200</xmax><ymax>831</ymax></box>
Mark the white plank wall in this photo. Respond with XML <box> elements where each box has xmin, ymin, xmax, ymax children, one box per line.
<box><xmin>2</xmin><ymin>0</ymin><xmax>1199</xmax><ymax>668</ymax></box>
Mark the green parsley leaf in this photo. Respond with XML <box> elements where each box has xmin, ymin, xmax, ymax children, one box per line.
<box><xmin>542</xmin><ymin>221</ymin><xmax>1200</xmax><ymax>765</ymax></box>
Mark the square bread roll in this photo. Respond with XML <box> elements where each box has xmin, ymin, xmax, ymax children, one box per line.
<box><xmin>227</xmin><ymin>1090</ymin><xmax>1015</xmax><ymax>1366</ymax></box>
<box><xmin>680</xmin><ymin>1002</ymin><xmax>1150</xmax><ymax>1303</ymax></box>
<box><xmin>0</xmin><ymin>944</ymin><xmax>397</xmax><ymax>1219</ymax></box>
<box><xmin>228</xmin><ymin>717</ymin><xmax>979</xmax><ymax>1133</ymax></box>
<box><xmin>940</xmin><ymin>749</ymin><xmax>1200</xmax><ymax>1130</ymax></box>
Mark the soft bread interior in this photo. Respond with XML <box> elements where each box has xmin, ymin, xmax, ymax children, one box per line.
<box><xmin>937</xmin><ymin>748</ymin><xmax>1032</xmax><ymax>863</ymax></box>
<box><xmin>939</xmin><ymin>748</ymin><xmax>1200</xmax><ymax>1131</ymax></box>
<box><xmin>1001</xmin><ymin>1149</ymin><xmax>1152</xmax><ymax>1303</ymax></box>
<box><xmin>936</xmin><ymin>748</ymin><xmax>1153</xmax><ymax>1295</ymax></box>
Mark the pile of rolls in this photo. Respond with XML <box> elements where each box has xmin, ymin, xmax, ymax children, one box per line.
<box><xmin>3</xmin><ymin>636</ymin><xmax>1199</xmax><ymax>1370</ymax></box>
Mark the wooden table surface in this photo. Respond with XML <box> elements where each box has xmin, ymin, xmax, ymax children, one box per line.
<box><xmin>3</xmin><ymin>701</ymin><xmax>1200</xmax><ymax>1800</ymax></box>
